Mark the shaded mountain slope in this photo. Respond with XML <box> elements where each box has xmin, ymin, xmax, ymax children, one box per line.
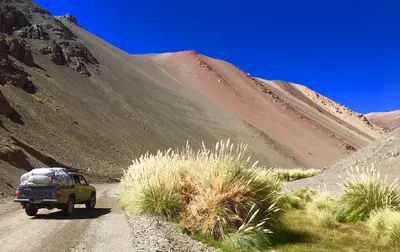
<box><xmin>0</xmin><ymin>0</ymin><xmax>385</xmax><ymax>196</ymax></box>
<box><xmin>365</xmin><ymin>110</ymin><xmax>400</xmax><ymax>132</ymax></box>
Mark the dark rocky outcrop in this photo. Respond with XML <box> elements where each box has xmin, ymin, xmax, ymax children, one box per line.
<box><xmin>72</xmin><ymin>58</ymin><xmax>90</xmax><ymax>76</ymax></box>
<box><xmin>0</xmin><ymin>5</ymin><xmax>31</xmax><ymax>35</ymax></box>
<box><xmin>59</xmin><ymin>40</ymin><xmax>99</xmax><ymax>65</ymax></box>
<box><xmin>0</xmin><ymin>35</ymin><xmax>35</xmax><ymax>93</ymax></box>
<box><xmin>0</xmin><ymin>90</ymin><xmax>24</xmax><ymax>124</ymax></box>
<box><xmin>63</xmin><ymin>13</ymin><xmax>78</xmax><ymax>25</ymax></box>
<box><xmin>0</xmin><ymin>55</ymin><xmax>35</xmax><ymax>93</ymax></box>
<box><xmin>52</xmin><ymin>20</ymin><xmax>76</xmax><ymax>40</ymax></box>
<box><xmin>5</xmin><ymin>37</ymin><xmax>33</xmax><ymax>66</ymax></box>
<box><xmin>39</xmin><ymin>39</ymin><xmax>98</xmax><ymax>76</ymax></box>
<box><xmin>0</xmin><ymin>34</ymin><xmax>34</xmax><ymax>66</ymax></box>
<box><xmin>17</xmin><ymin>24</ymin><xmax>49</xmax><ymax>40</ymax></box>
<box><xmin>39</xmin><ymin>40</ymin><xmax>66</xmax><ymax>65</ymax></box>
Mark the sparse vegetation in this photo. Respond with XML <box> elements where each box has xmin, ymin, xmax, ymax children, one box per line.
<box><xmin>270</xmin><ymin>168</ymin><xmax>321</xmax><ymax>182</ymax></box>
<box><xmin>277</xmin><ymin>187</ymin><xmax>316</xmax><ymax>210</ymax></box>
<box><xmin>273</xmin><ymin>208</ymin><xmax>400</xmax><ymax>252</ymax></box>
<box><xmin>118</xmin><ymin>139</ymin><xmax>400</xmax><ymax>251</ymax></box>
<box><xmin>334</xmin><ymin>166</ymin><xmax>400</xmax><ymax>222</ymax></box>
<box><xmin>118</xmin><ymin>139</ymin><xmax>282</xmax><ymax>250</ymax></box>
<box><xmin>307</xmin><ymin>191</ymin><xmax>338</xmax><ymax>228</ymax></box>
<box><xmin>368</xmin><ymin>208</ymin><xmax>400</xmax><ymax>245</ymax></box>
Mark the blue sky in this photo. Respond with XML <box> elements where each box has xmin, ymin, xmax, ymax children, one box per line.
<box><xmin>34</xmin><ymin>0</ymin><xmax>399</xmax><ymax>113</ymax></box>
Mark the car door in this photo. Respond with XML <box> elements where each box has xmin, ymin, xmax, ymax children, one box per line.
<box><xmin>72</xmin><ymin>174</ymin><xmax>83</xmax><ymax>202</ymax></box>
<box><xmin>79</xmin><ymin>175</ymin><xmax>91</xmax><ymax>201</ymax></box>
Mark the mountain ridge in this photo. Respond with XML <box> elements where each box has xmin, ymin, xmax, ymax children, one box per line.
<box><xmin>365</xmin><ymin>110</ymin><xmax>400</xmax><ymax>132</ymax></box>
<box><xmin>0</xmin><ymin>0</ymin><xmax>388</xmax><ymax>198</ymax></box>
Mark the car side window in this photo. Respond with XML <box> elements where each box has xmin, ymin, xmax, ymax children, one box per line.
<box><xmin>80</xmin><ymin>175</ymin><xmax>88</xmax><ymax>186</ymax></box>
<box><xmin>73</xmin><ymin>175</ymin><xmax>81</xmax><ymax>185</ymax></box>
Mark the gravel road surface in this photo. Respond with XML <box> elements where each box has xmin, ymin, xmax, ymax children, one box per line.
<box><xmin>0</xmin><ymin>184</ymin><xmax>219</xmax><ymax>252</ymax></box>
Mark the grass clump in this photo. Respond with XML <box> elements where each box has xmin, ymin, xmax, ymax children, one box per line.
<box><xmin>118</xmin><ymin>139</ymin><xmax>282</xmax><ymax>250</ymax></box>
<box><xmin>368</xmin><ymin>208</ymin><xmax>400</xmax><ymax>245</ymax></box>
<box><xmin>334</xmin><ymin>166</ymin><xmax>400</xmax><ymax>222</ymax></box>
<box><xmin>307</xmin><ymin>191</ymin><xmax>338</xmax><ymax>228</ymax></box>
<box><xmin>277</xmin><ymin>187</ymin><xmax>316</xmax><ymax>210</ymax></box>
<box><xmin>271</xmin><ymin>168</ymin><xmax>320</xmax><ymax>182</ymax></box>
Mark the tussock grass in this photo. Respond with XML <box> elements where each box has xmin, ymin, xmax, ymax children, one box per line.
<box><xmin>270</xmin><ymin>168</ymin><xmax>320</xmax><ymax>182</ymax></box>
<box><xmin>274</xmin><ymin>208</ymin><xmax>400</xmax><ymax>252</ymax></box>
<box><xmin>118</xmin><ymin>139</ymin><xmax>282</xmax><ymax>250</ymax></box>
<box><xmin>368</xmin><ymin>208</ymin><xmax>400</xmax><ymax>245</ymax></box>
<box><xmin>277</xmin><ymin>187</ymin><xmax>316</xmax><ymax>210</ymax></box>
<box><xmin>307</xmin><ymin>191</ymin><xmax>338</xmax><ymax>228</ymax></box>
<box><xmin>334</xmin><ymin>166</ymin><xmax>400</xmax><ymax>222</ymax></box>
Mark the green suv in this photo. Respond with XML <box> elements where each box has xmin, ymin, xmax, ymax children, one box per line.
<box><xmin>14</xmin><ymin>172</ymin><xmax>96</xmax><ymax>217</ymax></box>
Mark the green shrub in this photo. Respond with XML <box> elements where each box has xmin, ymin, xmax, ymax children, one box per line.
<box><xmin>271</xmin><ymin>168</ymin><xmax>321</xmax><ymax>182</ymax></box>
<box><xmin>307</xmin><ymin>192</ymin><xmax>338</xmax><ymax>229</ymax></box>
<box><xmin>334</xmin><ymin>166</ymin><xmax>400</xmax><ymax>222</ymax></box>
<box><xmin>118</xmin><ymin>139</ymin><xmax>283</xmax><ymax>250</ymax></box>
<box><xmin>368</xmin><ymin>208</ymin><xmax>400</xmax><ymax>245</ymax></box>
<box><xmin>277</xmin><ymin>187</ymin><xmax>317</xmax><ymax>210</ymax></box>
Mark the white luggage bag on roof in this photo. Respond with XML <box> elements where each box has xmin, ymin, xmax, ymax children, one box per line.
<box><xmin>19</xmin><ymin>167</ymin><xmax>73</xmax><ymax>187</ymax></box>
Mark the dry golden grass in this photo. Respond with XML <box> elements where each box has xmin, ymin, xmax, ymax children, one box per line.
<box><xmin>118</xmin><ymin>139</ymin><xmax>283</xmax><ymax>249</ymax></box>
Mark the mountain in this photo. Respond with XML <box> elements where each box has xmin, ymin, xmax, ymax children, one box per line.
<box><xmin>286</xmin><ymin>127</ymin><xmax>400</xmax><ymax>195</ymax></box>
<box><xmin>0</xmin><ymin>0</ymin><xmax>385</xmax><ymax>197</ymax></box>
<box><xmin>365</xmin><ymin>110</ymin><xmax>400</xmax><ymax>132</ymax></box>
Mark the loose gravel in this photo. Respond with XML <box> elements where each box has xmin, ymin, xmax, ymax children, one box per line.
<box><xmin>127</xmin><ymin>215</ymin><xmax>221</xmax><ymax>252</ymax></box>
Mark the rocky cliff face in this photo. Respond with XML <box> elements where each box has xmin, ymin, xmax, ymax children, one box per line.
<box><xmin>0</xmin><ymin>0</ymin><xmax>98</xmax><ymax>77</ymax></box>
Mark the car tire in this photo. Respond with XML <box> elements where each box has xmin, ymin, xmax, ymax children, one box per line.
<box><xmin>85</xmin><ymin>193</ymin><xmax>96</xmax><ymax>209</ymax></box>
<box><xmin>63</xmin><ymin>196</ymin><xmax>75</xmax><ymax>217</ymax></box>
<box><xmin>25</xmin><ymin>205</ymin><xmax>38</xmax><ymax>216</ymax></box>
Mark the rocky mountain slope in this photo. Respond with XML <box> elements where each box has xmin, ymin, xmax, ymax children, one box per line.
<box><xmin>365</xmin><ymin>110</ymin><xmax>400</xmax><ymax>132</ymax></box>
<box><xmin>0</xmin><ymin>0</ymin><xmax>385</xmax><ymax>197</ymax></box>
<box><xmin>286</xmin><ymin>127</ymin><xmax>400</xmax><ymax>195</ymax></box>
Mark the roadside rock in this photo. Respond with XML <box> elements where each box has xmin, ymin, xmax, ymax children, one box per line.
<box><xmin>0</xmin><ymin>5</ymin><xmax>31</xmax><ymax>35</ymax></box>
<box><xmin>127</xmin><ymin>215</ymin><xmax>221</xmax><ymax>252</ymax></box>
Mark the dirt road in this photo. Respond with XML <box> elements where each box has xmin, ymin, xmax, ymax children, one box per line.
<box><xmin>0</xmin><ymin>184</ymin><xmax>133</xmax><ymax>252</ymax></box>
<box><xmin>0</xmin><ymin>183</ymin><xmax>218</xmax><ymax>252</ymax></box>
